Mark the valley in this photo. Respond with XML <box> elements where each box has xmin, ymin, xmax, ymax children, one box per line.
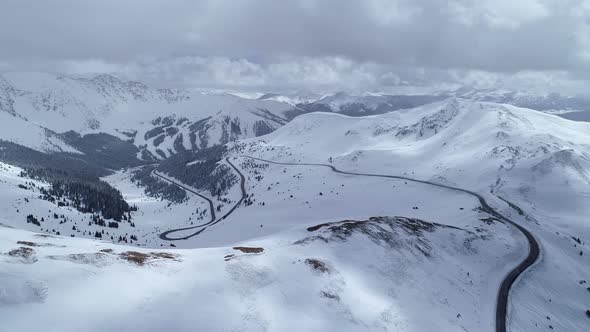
<box><xmin>4</xmin><ymin>2</ymin><xmax>590</xmax><ymax>330</ymax></box>
<box><xmin>0</xmin><ymin>75</ymin><xmax>588</xmax><ymax>331</ymax></box>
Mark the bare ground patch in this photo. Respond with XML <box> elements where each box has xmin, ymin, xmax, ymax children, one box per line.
<box><xmin>305</xmin><ymin>258</ymin><xmax>331</xmax><ymax>273</ymax></box>
<box><xmin>17</xmin><ymin>240</ymin><xmax>65</xmax><ymax>248</ymax></box>
<box><xmin>233</xmin><ymin>247</ymin><xmax>264</xmax><ymax>254</ymax></box>
<box><xmin>321</xmin><ymin>290</ymin><xmax>340</xmax><ymax>301</ymax></box>
<box><xmin>119</xmin><ymin>251</ymin><xmax>180</xmax><ymax>266</ymax></box>
<box><xmin>298</xmin><ymin>216</ymin><xmax>481</xmax><ymax>258</ymax></box>
<box><xmin>34</xmin><ymin>234</ymin><xmax>56</xmax><ymax>239</ymax></box>
<box><xmin>6</xmin><ymin>247</ymin><xmax>37</xmax><ymax>264</ymax></box>
<box><xmin>17</xmin><ymin>241</ymin><xmax>39</xmax><ymax>247</ymax></box>
<box><xmin>47</xmin><ymin>253</ymin><xmax>112</xmax><ymax>267</ymax></box>
<box><xmin>47</xmin><ymin>250</ymin><xmax>180</xmax><ymax>267</ymax></box>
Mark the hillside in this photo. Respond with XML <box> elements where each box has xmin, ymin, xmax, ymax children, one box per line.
<box><xmin>248</xmin><ymin>98</ymin><xmax>590</xmax><ymax>194</ymax></box>
<box><xmin>0</xmin><ymin>72</ymin><xmax>293</xmax><ymax>158</ymax></box>
<box><xmin>227</xmin><ymin>98</ymin><xmax>590</xmax><ymax>331</ymax></box>
<box><xmin>0</xmin><ymin>96</ymin><xmax>588</xmax><ymax>331</ymax></box>
<box><xmin>0</xmin><ymin>213</ymin><xmax>521</xmax><ymax>332</ymax></box>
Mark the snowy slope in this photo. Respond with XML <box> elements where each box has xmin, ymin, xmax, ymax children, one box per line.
<box><xmin>0</xmin><ymin>72</ymin><xmax>293</xmax><ymax>157</ymax></box>
<box><xmin>2</xmin><ymin>90</ymin><xmax>589</xmax><ymax>331</ymax></box>
<box><xmin>247</xmin><ymin>98</ymin><xmax>590</xmax><ymax>196</ymax></box>
<box><xmin>0</xmin><ymin>161</ymin><xmax>223</xmax><ymax>248</ymax></box>
<box><xmin>0</xmin><ymin>111</ymin><xmax>79</xmax><ymax>153</ymax></box>
<box><xmin>0</xmin><ymin>162</ymin><xmax>150</xmax><ymax>244</ymax></box>
<box><xmin>225</xmin><ymin>98</ymin><xmax>590</xmax><ymax>331</ymax></box>
<box><xmin>0</xmin><ymin>212</ymin><xmax>523</xmax><ymax>332</ymax></box>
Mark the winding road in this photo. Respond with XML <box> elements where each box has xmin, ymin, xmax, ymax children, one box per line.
<box><xmin>157</xmin><ymin>155</ymin><xmax>539</xmax><ymax>332</ymax></box>
<box><xmin>155</xmin><ymin>157</ymin><xmax>246</xmax><ymax>240</ymax></box>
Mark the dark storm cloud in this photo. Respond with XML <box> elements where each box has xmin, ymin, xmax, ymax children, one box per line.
<box><xmin>1</xmin><ymin>0</ymin><xmax>589</xmax><ymax>91</ymax></box>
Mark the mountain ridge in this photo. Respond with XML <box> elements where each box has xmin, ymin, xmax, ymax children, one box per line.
<box><xmin>0</xmin><ymin>72</ymin><xmax>295</xmax><ymax>158</ymax></box>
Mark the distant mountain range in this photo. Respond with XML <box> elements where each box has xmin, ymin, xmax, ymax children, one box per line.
<box><xmin>0</xmin><ymin>72</ymin><xmax>293</xmax><ymax>157</ymax></box>
<box><xmin>1</xmin><ymin>74</ymin><xmax>589</xmax><ymax>332</ymax></box>
<box><xmin>259</xmin><ymin>89</ymin><xmax>590</xmax><ymax>121</ymax></box>
<box><xmin>1</xmin><ymin>72</ymin><xmax>588</xmax><ymax>158</ymax></box>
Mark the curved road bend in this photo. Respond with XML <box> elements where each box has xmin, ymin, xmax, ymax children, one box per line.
<box><xmin>238</xmin><ymin>156</ymin><xmax>539</xmax><ymax>332</ymax></box>
<box><xmin>156</xmin><ymin>157</ymin><xmax>247</xmax><ymax>241</ymax></box>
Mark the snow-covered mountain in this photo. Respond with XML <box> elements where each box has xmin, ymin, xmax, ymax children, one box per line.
<box><xmin>286</xmin><ymin>89</ymin><xmax>590</xmax><ymax>122</ymax></box>
<box><xmin>1</xmin><ymin>71</ymin><xmax>589</xmax><ymax>332</ymax></box>
<box><xmin>0</xmin><ymin>72</ymin><xmax>294</xmax><ymax>158</ymax></box>
<box><xmin>230</xmin><ymin>98</ymin><xmax>590</xmax><ymax>331</ymax></box>
<box><xmin>2</xmin><ymin>98</ymin><xmax>588</xmax><ymax>330</ymax></box>
<box><xmin>3</xmin><ymin>72</ymin><xmax>587</xmax><ymax>161</ymax></box>
<box><xmin>257</xmin><ymin>90</ymin><xmax>323</xmax><ymax>105</ymax></box>
<box><xmin>251</xmin><ymin>98</ymin><xmax>590</xmax><ymax>189</ymax></box>
<box><xmin>451</xmin><ymin>87</ymin><xmax>590</xmax><ymax>121</ymax></box>
<box><xmin>289</xmin><ymin>91</ymin><xmax>445</xmax><ymax>118</ymax></box>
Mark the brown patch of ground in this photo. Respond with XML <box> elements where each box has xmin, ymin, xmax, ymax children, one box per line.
<box><xmin>34</xmin><ymin>234</ymin><xmax>55</xmax><ymax>238</ymax></box>
<box><xmin>7</xmin><ymin>247</ymin><xmax>37</xmax><ymax>263</ymax></box>
<box><xmin>150</xmin><ymin>252</ymin><xmax>178</xmax><ymax>260</ymax></box>
<box><xmin>305</xmin><ymin>258</ymin><xmax>330</xmax><ymax>273</ymax></box>
<box><xmin>233</xmin><ymin>247</ymin><xmax>264</xmax><ymax>254</ymax></box>
<box><xmin>9</xmin><ymin>247</ymin><xmax>35</xmax><ymax>258</ymax></box>
<box><xmin>47</xmin><ymin>253</ymin><xmax>111</xmax><ymax>267</ymax></box>
<box><xmin>17</xmin><ymin>241</ymin><xmax>39</xmax><ymax>247</ymax></box>
<box><xmin>17</xmin><ymin>240</ymin><xmax>65</xmax><ymax>248</ymax></box>
<box><xmin>120</xmin><ymin>251</ymin><xmax>150</xmax><ymax>265</ymax></box>
<box><xmin>119</xmin><ymin>251</ymin><xmax>180</xmax><ymax>266</ymax></box>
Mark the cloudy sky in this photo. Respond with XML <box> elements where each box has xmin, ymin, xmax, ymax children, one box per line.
<box><xmin>1</xmin><ymin>0</ymin><xmax>590</xmax><ymax>93</ymax></box>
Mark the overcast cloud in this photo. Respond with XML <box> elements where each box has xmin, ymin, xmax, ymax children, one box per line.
<box><xmin>1</xmin><ymin>0</ymin><xmax>590</xmax><ymax>93</ymax></box>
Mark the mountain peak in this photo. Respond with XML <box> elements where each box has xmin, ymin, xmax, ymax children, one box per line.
<box><xmin>89</xmin><ymin>73</ymin><xmax>125</xmax><ymax>85</ymax></box>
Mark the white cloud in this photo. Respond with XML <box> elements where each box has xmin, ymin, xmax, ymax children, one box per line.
<box><xmin>448</xmin><ymin>0</ymin><xmax>551</xmax><ymax>29</ymax></box>
<box><xmin>1</xmin><ymin>0</ymin><xmax>589</xmax><ymax>93</ymax></box>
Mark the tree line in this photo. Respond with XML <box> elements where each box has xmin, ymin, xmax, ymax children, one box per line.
<box><xmin>22</xmin><ymin>167</ymin><xmax>136</xmax><ymax>221</ymax></box>
<box><xmin>131</xmin><ymin>165</ymin><xmax>187</xmax><ymax>203</ymax></box>
<box><xmin>157</xmin><ymin>145</ymin><xmax>237</xmax><ymax>197</ymax></box>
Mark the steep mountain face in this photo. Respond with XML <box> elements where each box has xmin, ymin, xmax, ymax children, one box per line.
<box><xmin>0</xmin><ymin>72</ymin><xmax>293</xmax><ymax>158</ymax></box>
<box><xmin>127</xmin><ymin>95</ymin><xmax>289</xmax><ymax>160</ymax></box>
